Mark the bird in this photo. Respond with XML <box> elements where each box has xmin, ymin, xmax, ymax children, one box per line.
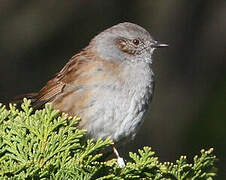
<box><xmin>16</xmin><ymin>22</ymin><xmax>167</xmax><ymax>167</ymax></box>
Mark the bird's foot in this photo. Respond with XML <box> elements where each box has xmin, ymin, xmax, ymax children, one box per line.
<box><xmin>113</xmin><ymin>146</ymin><xmax>126</xmax><ymax>168</ymax></box>
<box><xmin>117</xmin><ymin>156</ymin><xmax>125</xmax><ymax>168</ymax></box>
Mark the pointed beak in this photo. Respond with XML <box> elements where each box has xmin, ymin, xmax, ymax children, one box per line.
<box><xmin>151</xmin><ymin>41</ymin><xmax>168</xmax><ymax>48</ymax></box>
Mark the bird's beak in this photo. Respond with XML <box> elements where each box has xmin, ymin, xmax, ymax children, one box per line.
<box><xmin>151</xmin><ymin>41</ymin><xmax>168</xmax><ymax>48</ymax></box>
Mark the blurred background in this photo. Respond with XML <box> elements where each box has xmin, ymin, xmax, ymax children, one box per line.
<box><xmin>0</xmin><ymin>0</ymin><xmax>225</xmax><ymax>178</ymax></box>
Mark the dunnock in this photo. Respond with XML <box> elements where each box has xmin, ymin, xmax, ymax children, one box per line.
<box><xmin>17</xmin><ymin>22</ymin><xmax>167</xmax><ymax>167</ymax></box>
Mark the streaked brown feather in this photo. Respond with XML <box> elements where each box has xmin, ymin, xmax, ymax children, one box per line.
<box><xmin>32</xmin><ymin>49</ymin><xmax>94</xmax><ymax>108</ymax></box>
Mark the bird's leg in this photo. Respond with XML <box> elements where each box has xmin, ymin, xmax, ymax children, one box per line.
<box><xmin>113</xmin><ymin>146</ymin><xmax>125</xmax><ymax>168</ymax></box>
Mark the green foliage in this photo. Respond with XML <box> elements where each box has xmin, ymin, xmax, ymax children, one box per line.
<box><xmin>0</xmin><ymin>99</ymin><xmax>217</xmax><ymax>179</ymax></box>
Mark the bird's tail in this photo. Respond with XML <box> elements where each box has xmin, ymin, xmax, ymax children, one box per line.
<box><xmin>12</xmin><ymin>92</ymin><xmax>38</xmax><ymax>105</ymax></box>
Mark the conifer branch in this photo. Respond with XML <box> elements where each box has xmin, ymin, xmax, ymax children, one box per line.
<box><xmin>0</xmin><ymin>99</ymin><xmax>217</xmax><ymax>179</ymax></box>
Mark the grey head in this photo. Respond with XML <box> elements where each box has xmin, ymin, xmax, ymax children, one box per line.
<box><xmin>89</xmin><ymin>22</ymin><xmax>167</xmax><ymax>64</ymax></box>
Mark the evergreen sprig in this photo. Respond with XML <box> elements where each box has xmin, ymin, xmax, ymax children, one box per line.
<box><xmin>0</xmin><ymin>99</ymin><xmax>217</xmax><ymax>179</ymax></box>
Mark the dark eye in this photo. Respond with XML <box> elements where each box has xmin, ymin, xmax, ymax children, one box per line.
<box><xmin>132</xmin><ymin>39</ymin><xmax>140</xmax><ymax>46</ymax></box>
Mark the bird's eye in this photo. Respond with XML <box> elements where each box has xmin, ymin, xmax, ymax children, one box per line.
<box><xmin>132</xmin><ymin>39</ymin><xmax>140</xmax><ymax>46</ymax></box>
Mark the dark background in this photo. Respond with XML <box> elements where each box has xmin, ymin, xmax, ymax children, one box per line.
<box><xmin>0</xmin><ymin>0</ymin><xmax>225</xmax><ymax>178</ymax></box>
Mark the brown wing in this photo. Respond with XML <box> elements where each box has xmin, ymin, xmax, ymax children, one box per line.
<box><xmin>32</xmin><ymin>79</ymin><xmax>65</xmax><ymax>109</ymax></box>
<box><xmin>31</xmin><ymin>49</ymin><xmax>93</xmax><ymax>109</ymax></box>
